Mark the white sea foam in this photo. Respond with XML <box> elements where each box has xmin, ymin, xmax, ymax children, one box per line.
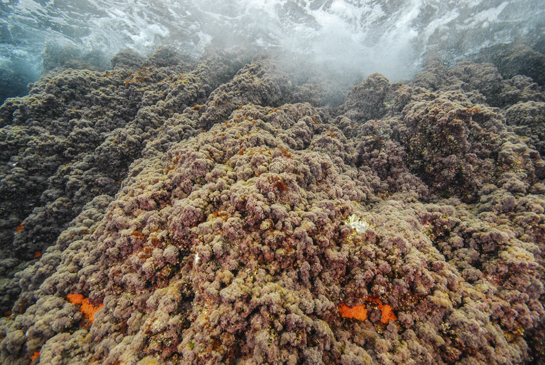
<box><xmin>0</xmin><ymin>0</ymin><xmax>543</xmax><ymax>80</ymax></box>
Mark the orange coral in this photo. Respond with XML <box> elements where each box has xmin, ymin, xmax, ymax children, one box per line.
<box><xmin>339</xmin><ymin>297</ymin><xmax>397</xmax><ymax>324</ymax></box>
<box><xmin>363</xmin><ymin>297</ymin><xmax>397</xmax><ymax>324</ymax></box>
<box><xmin>67</xmin><ymin>294</ymin><xmax>103</xmax><ymax>323</ymax></box>
<box><xmin>16</xmin><ymin>224</ymin><xmax>24</xmax><ymax>232</ymax></box>
<box><xmin>379</xmin><ymin>304</ymin><xmax>397</xmax><ymax>324</ymax></box>
<box><xmin>80</xmin><ymin>298</ymin><xmax>103</xmax><ymax>323</ymax></box>
<box><xmin>30</xmin><ymin>351</ymin><xmax>40</xmax><ymax>360</ymax></box>
<box><xmin>67</xmin><ymin>293</ymin><xmax>84</xmax><ymax>305</ymax></box>
<box><xmin>339</xmin><ymin>303</ymin><xmax>367</xmax><ymax>321</ymax></box>
<box><xmin>33</xmin><ymin>251</ymin><xmax>42</xmax><ymax>258</ymax></box>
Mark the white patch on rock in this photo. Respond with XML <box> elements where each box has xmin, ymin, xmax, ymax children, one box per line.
<box><xmin>345</xmin><ymin>214</ymin><xmax>370</xmax><ymax>233</ymax></box>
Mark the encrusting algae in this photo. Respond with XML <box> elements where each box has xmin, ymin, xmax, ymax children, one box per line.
<box><xmin>339</xmin><ymin>297</ymin><xmax>397</xmax><ymax>324</ymax></box>
<box><xmin>339</xmin><ymin>303</ymin><xmax>368</xmax><ymax>321</ymax></box>
<box><xmin>67</xmin><ymin>293</ymin><xmax>103</xmax><ymax>323</ymax></box>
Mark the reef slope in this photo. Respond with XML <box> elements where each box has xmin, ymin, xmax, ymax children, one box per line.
<box><xmin>0</xmin><ymin>49</ymin><xmax>544</xmax><ymax>364</ymax></box>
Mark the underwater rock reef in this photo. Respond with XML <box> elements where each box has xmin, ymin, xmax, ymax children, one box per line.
<box><xmin>0</xmin><ymin>47</ymin><xmax>544</xmax><ymax>365</ymax></box>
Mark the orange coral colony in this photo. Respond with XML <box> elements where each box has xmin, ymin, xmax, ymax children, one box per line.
<box><xmin>339</xmin><ymin>303</ymin><xmax>368</xmax><ymax>321</ymax></box>
<box><xmin>379</xmin><ymin>304</ymin><xmax>397</xmax><ymax>324</ymax></box>
<box><xmin>30</xmin><ymin>351</ymin><xmax>40</xmax><ymax>360</ymax></box>
<box><xmin>339</xmin><ymin>297</ymin><xmax>397</xmax><ymax>324</ymax></box>
<box><xmin>67</xmin><ymin>293</ymin><xmax>104</xmax><ymax>323</ymax></box>
<box><xmin>67</xmin><ymin>293</ymin><xmax>84</xmax><ymax>305</ymax></box>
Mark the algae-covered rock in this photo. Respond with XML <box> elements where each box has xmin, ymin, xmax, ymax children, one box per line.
<box><xmin>0</xmin><ymin>50</ymin><xmax>544</xmax><ymax>365</ymax></box>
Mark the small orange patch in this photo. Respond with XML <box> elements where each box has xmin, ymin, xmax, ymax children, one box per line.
<box><xmin>340</xmin><ymin>297</ymin><xmax>397</xmax><ymax>324</ymax></box>
<box><xmin>67</xmin><ymin>293</ymin><xmax>84</xmax><ymax>305</ymax></box>
<box><xmin>363</xmin><ymin>297</ymin><xmax>397</xmax><ymax>324</ymax></box>
<box><xmin>379</xmin><ymin>304</ymin><xmax>397</xmax><ymax>324</ymax></box>
<box><xmin>271</xmin><ymin>176</ymin><xmax>287</xmax><ymax>192</ymax></box>
<box><xmin>280</xmin><ymin>148</ymin><xmax>292</xmax><ymax>158</ymax></box>
<box><xmin>16</xmin><ymin>224</ymin><xmax>24</xmax><ymax>232</ymax></box>
<box><xmin>4</xmin><ymin>310</ymin><xmax>11</xmax><ymax>316</ymax></box>
<box><xmin>67</xmin><ymin>294</ymin><xmax>103</xmax><ymax>323</ymax></box>
<box><xmin>339</xmin><ymin>303</ymin><xmax>368</xmax><ymax>321</ymax></box>
<box><xmin>30</xmin><ymin>351</ymin><xmax>40</xmax><ymax>360</ymax></box>
<box><xmin>80</xmin><ymin>298</ymin><xmax>103</xmax><ymax>323</ymax></box>
<box><xmin>33</xmin><ymin>252</ymin><xmax>42</xmax><ymax>258</ymax></box>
